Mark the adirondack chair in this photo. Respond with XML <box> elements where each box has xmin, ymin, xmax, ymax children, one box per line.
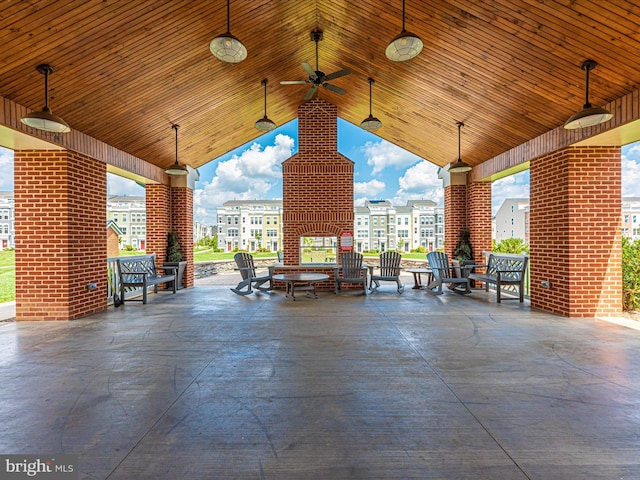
<box><xmin>369</xmin><ymin>251</ymin><xmax>404</xmax><ymax>293</ymax></box>
<box><xmin>230</xmin><ymin>252</ymin><xmax>274</xmax><ymax>295</ymax></box>
<box><xmin>333</xmin><ymin>251</ymin><xmax>367</xmax><ymax>295</ymax></box>
<box><xmin>426</xmin><ymin>251</ymin><xmax>471</xmax><ymax>295</ymax></box>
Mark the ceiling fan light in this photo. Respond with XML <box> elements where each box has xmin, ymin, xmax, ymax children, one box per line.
<box><xmin>255</xmin><ymin>116</ymin><xmax>276</xmax><ymax>131</ymax></box>
<box><xmin>360</xmin><ymin>115</ymin><xmax>383</xmax><ymax>132</ymax></box>
<box><xmin>385</xmin><ymin>31</ymin><xmax>423</xmax><ymax>62</ymax></box>
<box><xmin>210</xmin><ymin>32</ymin><xmax>247</xmax><ymax>63</ymax></box>
<box><xmin>21</xmin><ymin>107</ymin><xmax>71</xmax><ymax>133</ymax></box>
<box><xmin>563</xmin><ymin>105</ymin><xmax>612</xmax><ymax>129</ymax></box>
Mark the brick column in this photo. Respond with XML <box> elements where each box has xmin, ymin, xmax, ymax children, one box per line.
<box><xmin>146</xmin><ymin>183</ymin><xmax>171</xmax><ymax>260</ymax></box>
<box><xmin>14</xmin><ymin>149</ymin><xmax>107</xmax><ymax>321</ymax></box>
<box><xmin>530</xmin><ymin>146</ymin><xmax>622</xmax><ymax>317</ymax></box>
<box><xmin>171</xmin><ymin>186</ymin><xmax>194</xmax><ymax>288</ymax></box>
<box><xmin>467</xmin><ymin>182</ymin><xmax>492</xmax><ymax>265</ymax></box>
<box><xmin>444</xmin><ymin>184</ymin><xmax>467</xmax><ymax>260</ymax></box>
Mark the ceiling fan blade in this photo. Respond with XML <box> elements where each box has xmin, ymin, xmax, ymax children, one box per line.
<box><xmin>304</xmin><ymin>84</ymin><xmax>318</xmax><ymax>101</ymax></box>
<box><xmin>323</xmin><ymin>83</ymin><xmax>346</xmax><ymax>95</ymax></box>
<box><xmin>323</xmin><ymin>68</ymin><xmax>351</xmax><ymax>81</ymax></box>
<box><xmin>281</xmin><ymin>80</ymin><xmax>309</xmax><ymax>85</ymax></box>
<box><xmin>301</xmin><ymin>62</ymin><xmax>316</xmax><ymax>79</ymax></box>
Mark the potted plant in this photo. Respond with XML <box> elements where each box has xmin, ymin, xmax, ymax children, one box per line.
<box><xmin>453</xmin><ymin>230</ymin><xmax>474</xmax><ymax>278</ymax></box>
<box><xmin>164</xmin><ymin>232</ymin><xmax>187</xmax><ymax>289</ymax></box>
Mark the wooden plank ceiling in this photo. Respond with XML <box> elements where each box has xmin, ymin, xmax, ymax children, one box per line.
<box><xmin>2</xmin><ymin>0</ymin><xmax>640</xmax><ymax>173</ymax></box>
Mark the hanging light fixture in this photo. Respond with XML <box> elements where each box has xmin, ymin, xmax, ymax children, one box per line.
<box><xmin>564</xmin><ymin>59</ymin><xmax>612</xmax><ymax>129</ymax></box>
<box><xmin>448</xmin><ymin>122</ymin><xmax>472</xmax><ymax>173</ymax></box>
<box><xmin>254</xmin><ymin>79</ymin><xmax>276</xmax><ymax>131</ymax></box>
<box><xmin>20</xmin><ymin>64</ymin><xmax>71</xmax><ymax>133</ymax></box>
<box><xmin>360</xmin><ymin>78</ymin><xmax>382</xmax><ymax>131</ymax></box>
<box><xmin>165</xmin><ymin>124</ymin><xmax>188</xmax><ymax>176</ymax></box>
<box><xmin>385</xmin><ymin>0</ymin><xmax>423</xmax><ymax>62</ymax></box>
<box><xmin>210</xmin><ymin>0</ymin><xmax>247</xmax><ymax>63</ymax></box>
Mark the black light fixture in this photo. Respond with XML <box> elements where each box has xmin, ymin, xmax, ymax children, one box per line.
<box><xmin>210</xmin><ymin>0</ymin><xmax>247</xmax><ymax>63</ymax></box>
<box><xmin>564</xmin><ymin>60</ymin><xmax>612</xmax><ymax>129</ymax></box>
<box><xmin>448</xmin><ymin>122</ymin><xmax>472</xmax><ymax>173</ymax></box>
<box><xmin>254</xmin><ymin>79</ymin><xmax>276</xmax><ymax>131</ymax></box>
<box><xmin>20</xmin><ymin>64</ymin><xmax>71</xmax><ymax>133</ymax></box>
<box><xmin>385</xmin><ymin>0</ymin><xmax>423</xmax><ymax>62</ymax></box>
<box><xmin>165</xmin><ymin>124</ymin><xmax>188</xmax><ymax>176</ymax></box>
<box><xmin>360</xmin><ymin>78</ymin><xmax>382</xmax><ymax>131</ymax></box>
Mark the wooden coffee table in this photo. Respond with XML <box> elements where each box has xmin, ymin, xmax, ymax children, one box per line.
<box><xmin>272</xmin><ymin>273</ymin><xmax>330</xmax><ymax>300</ymax></box>
<box><xmin>406</xmin><ymin>268</ymin><xmax>433</xmax><ymax>289</ymax></box>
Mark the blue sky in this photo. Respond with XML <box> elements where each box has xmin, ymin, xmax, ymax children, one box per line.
<box><xmin>1</xmin><ymin>124</ymin><xmax>639</xmax><ymax>226</ymax></box>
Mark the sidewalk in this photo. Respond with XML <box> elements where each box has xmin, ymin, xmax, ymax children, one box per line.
<box><xmin>0</xmin><ymin>301</ymin><xmax>15</xmax><ymax>322</ymax></box>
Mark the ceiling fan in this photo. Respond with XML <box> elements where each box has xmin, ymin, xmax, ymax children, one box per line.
<box><xmin>281</xmin><ymin>29</ymin><xmax>351</xmax><ymax>101</ymax></box>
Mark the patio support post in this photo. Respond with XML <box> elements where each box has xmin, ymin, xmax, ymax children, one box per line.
<box><xmin>14</xmin><ymin>149</ymin><xmax>107</xmax><ymax>320</ymax></box>
<box><xmin>530</xmin><ymin>146</ymin><xmax>622</xmax><ymax>317</ymax></box>
<box><xmin>467</xmin><ymin>182</ymin><xmax>493</xmax><ymax>265</ymax></box>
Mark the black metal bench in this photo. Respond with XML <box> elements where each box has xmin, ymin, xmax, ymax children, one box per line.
<box><xmin>468</xmin><ymin>253</ymin><xmax>529</xmax><ymax>303</ymax></box>
<box><xmin>116</xmin><ymin>254</ymin><xmax>177</xmax><ymax>305</ymax></box>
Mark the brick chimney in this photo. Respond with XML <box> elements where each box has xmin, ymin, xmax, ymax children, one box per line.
<box><xmin>282</xmin><ymin>98</ymin><xmax>354</xmax><ymax>265</ymax></box>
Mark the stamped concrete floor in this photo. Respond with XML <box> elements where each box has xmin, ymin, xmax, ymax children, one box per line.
<box><xmin>1</xmin><ymin>279</ymin><xmax>640</xmax><ymax>480</ymax></box>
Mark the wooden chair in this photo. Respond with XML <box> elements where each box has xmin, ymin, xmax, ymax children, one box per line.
<box><xmin>369</xmin><ymin>251</ymin><xmax>404</xmax><ymax>293</ymax></box>
<box><xmin>333</xmin><ymin>251</ymin><xmax>367</xmax><ymax>295</ymax></box>
<box><xmin>426</xmin><ymin>251</ymin><xmax>471</xmax><ymax>295</ymax></box>
<box><xmin>230</xmin><ymin>252</ymin><xmax>274</xmax><ymax>295</ymax></box>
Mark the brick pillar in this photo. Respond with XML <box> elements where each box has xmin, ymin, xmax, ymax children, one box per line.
<box><xmin>171</xmin><ymin>186</ymin><xmax>194</xmax><ymax>288</ymax></box>
<box><xmin>467</xmin><ymin>182</ymin><xmax>492</xmax><ymax>265</ymax></box>
<box><xmin>444</xmin><ymin>184</ymin><xmax>467</xmax><ymax>260</ymax></box>
<box><xmin>14</xmin><ymin>149</ymin><xmax>107</xmax><ymax>321</ymax></box>
<box><xmin>146</xmin><ymin>183</ymin><xmax>171</xmax><ymax>260</ymax></box>
<box><xmin>282</xmin><ymin>98</ymin><xmax>354</xmax><ymax>265</ymax></box>
<box><xmin>530</xmin><ymin>146</ymin><xmax>622</xmax><ymax>317</ymax></box>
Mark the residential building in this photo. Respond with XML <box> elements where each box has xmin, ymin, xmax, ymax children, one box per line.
<box><xmin>0</xmin><ymin>191</ymin><xmax>14</xmax><ymax>250</ymax></box>
<box><xmin>106</xmin><ymin>195</ymin><xmax>147</xmax><ymax>250</ymax></box>
<box><xmin>216</xmin><ymin>200</ymin><xmax>284</xmax><ymax>252</ymax></box>
<box><xmin>622</xmin><ymin>198</ymin><xmax>640</xmax><ymax>240</ymax></box>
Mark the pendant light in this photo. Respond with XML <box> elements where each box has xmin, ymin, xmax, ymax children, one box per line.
<box><xmin>448</xmin><ymin>122</ymin><xmax>472</xmax><ymax>173</ymax></box>
<box><xmin>210</xmin><ymin>0</ymin><xmax>247</xmax><ymax>63</ymax></box>
<box><xmin>20</xmin><ymin>64</ymin><xmax>71</xmax><ymax>133</ymax></box>
<box><xmin>165</xmin><ymin>125</ymin><xmax>188</xmax><ymax>176</ymax></box>
<box><xmin>254</xmin><ymin>79</ymin><xmax>276</xmax><ymax>131</ymax></box>
<box><xmin>360</xmin><ymin>78</ymin><xmax>382</xmax><ymax>131</ymax></box>
<box><xmin>385</xmin><ymin>0</ymin><xmax>423</xmax><ymax>62</ymax></box>
<box><xmin>564</xmin><ymin>60</ymin><xmax>612</xmax><ymax>129</ymax></box>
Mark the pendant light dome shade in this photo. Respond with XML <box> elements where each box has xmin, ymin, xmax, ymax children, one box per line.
<box><xmin>386</xmin><ymin>0</ymin><xmax>423</xmax><ymax>62</ymax></box>
<box><xmin>20</xmin><ymin>64</ymin><xmax>71</xmax><ymax>133</ymax></box>
<box><xmin>448</xmin><ymin>122</ymin><xmax>472</xmax><ymax>173</ymax></box>
<box><xmin>210</xmin><ymin>0</ymin><xmax>247</xmax><ymax>63</ymax></box>
<box><xmin>254</xmin><ymin>79</ymin><xmax>276</xmax><ymax>131</ymax></box>
<box><xmin>165</xmin><ymin>125</ymin><xmax>188</xmax><ymax>176</ymax></box>
<box><xmin>564</xmin><ymin>60</ymin><xmax>612</xmax><ymax>129</ymax></box>
<box><xmin>360</xmin><ymin>78</ymin><xmax>382</xmax><ymax>131</ymax></box>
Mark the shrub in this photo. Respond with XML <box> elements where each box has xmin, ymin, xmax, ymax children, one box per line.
<box><xmin>622</xmin><ymin>236</ymin><xmax>640</xmax><ymax>311</ymax></box>
<box><xmin>492</xmin><ymin>238</ymin><xmax>530</xmax><ymax>255</ymax></box>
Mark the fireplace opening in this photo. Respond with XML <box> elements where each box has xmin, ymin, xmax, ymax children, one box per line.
<box><xmin>300</xmin><ymin>236</ymin><xmax>337</xmax><ymax>264</ymax></box>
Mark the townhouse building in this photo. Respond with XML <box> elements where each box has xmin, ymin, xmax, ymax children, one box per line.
<box><xmin>0</xmin><ymin>191</ymin><xmax>14</xmax><ymax>250</ymax></box>
<box><xmin>106</xmin><ymin>195</ymin><xmax>147</xmax><ymax>250</ymax></box>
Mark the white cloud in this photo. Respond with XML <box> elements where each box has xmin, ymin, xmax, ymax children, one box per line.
<box><xmin>193</xmin><ymin>134</ymin><xmax>294</xmax><ymax>224</ymax></box>
<box><xmin>621</xmin><ymin>152</ymin><xmax>640</xmax><ymax>197</ymax></box>
<box><xmin>491</xmin><ymin>171</ymin><xmax>530</xmax><ymax>215</ymax></box>
<box><xmin>354</xmin><ymin>179</ymin><xmax>385</xmax><ymax>200</ymax></box>
<box><xmin>391</xmin><ymin>161</ymin><xmax>443</xmax><ymax>205</ymax></box>
<box><xmin>107</xmin><ymin>173</ymin><xmax>145</xmax><ymax>197</ymax></box>
<box><xmin>0</xmin><ymin>147</ymin><xmax>14</xmax><ymax>191</ymax></box>
<box><xmin>361</xmin><ymin>140</ymin><xmax>423</xmax><ymax>175</ymax></box>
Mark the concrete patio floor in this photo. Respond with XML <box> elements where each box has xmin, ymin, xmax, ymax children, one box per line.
<box><xmin>1</xmin><ymin>276</ymin><xmax>640</xmax><ymax>479</ymax></box>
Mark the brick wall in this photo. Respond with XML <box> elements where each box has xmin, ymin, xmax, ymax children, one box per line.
<box><xmin>444</xmin><ymin>184</ymin><xmax>467</xmax><ymax>260</ymax></box>
<box><xmin>170</xmin><ymin>186</ymin><xmax>194</xmax><ymax>288</ymax></box>
<box><xmin>282</xmin><ymin>98</ymin><xmax>354</xmax><ymax>265</ymax></box>
<box><xmin>146</xmin><ymin>184</ymin><xmax>171</xmax><ymax>261</ymax></box>
<box><xmin>467</xmin><ymin>182</ymin><xmax>493</xmax><ymax>265</ymax></box>
<box><xmin>14</xmin><ymin>149</ymin><xmax>107</xmax><ymax>321</ymax></box>
<box><xmin>530</xmin><ymin>146</ymin><xmax>622</xmax><ymax>317</ymax></box>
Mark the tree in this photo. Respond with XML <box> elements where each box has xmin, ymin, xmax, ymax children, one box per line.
<box><xmin>622</xmin><ymin>236</ymin><xmax>640</xmax><ymax>311</ymax></box>
<box><xmin>492</xmin><ymin>238</ymin><xmax>529</xmax><ymax>255</ymax></box>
